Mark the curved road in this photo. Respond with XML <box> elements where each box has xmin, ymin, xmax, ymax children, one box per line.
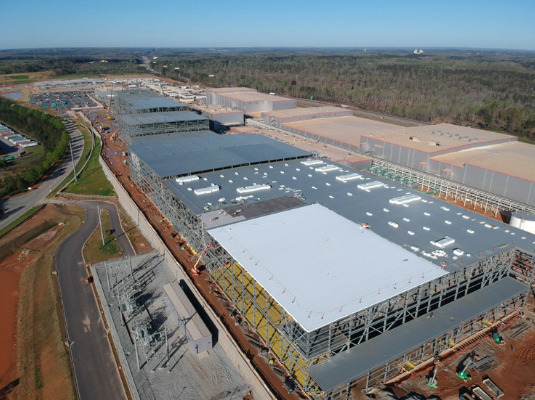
<box><xmin>0</xmin><ymin>125</ymin><xmax>84</xmax><ymax>231</ymax></box>
<box><xmin>55</xmin><ymin>200</ymin><xmax>134</xmax><ymax>400</ymax></box>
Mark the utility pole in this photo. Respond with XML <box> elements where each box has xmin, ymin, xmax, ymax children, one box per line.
<box><xmin>98</xmin><ymin>207</ymin><xmax>105</xmax><ymax>246</ymax></box>
<box><xmin>69</xmin><ymin>140</ymin><xmax>77</xmax><ymax>182</ymax></box>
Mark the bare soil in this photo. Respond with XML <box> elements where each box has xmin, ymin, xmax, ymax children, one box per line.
<box><xmin>0</xmin><ymin>204</ymin><xmax>84</xmax><ymax>400</ymax></box>
<box><xmin>99</xmin><ymin>124</ymin><xmax>306</xmax><ymax>399</ymax></box>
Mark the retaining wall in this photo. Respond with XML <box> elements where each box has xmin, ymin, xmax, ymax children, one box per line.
<box><xmin>98</xmin><ymin>151</ymin><xmax>275</xmax><ymax>400</ymax></box>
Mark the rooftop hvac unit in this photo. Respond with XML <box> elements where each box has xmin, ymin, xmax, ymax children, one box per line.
<box><xmin>315</xmin><ymin>165</ymin><xmax>340</xmax><ymax>173</ymax></box>
<box><xmin>431</xmin><ymin>236</ymin><xmax>455</xmax><ymax>249</ymax></box>
<box><xmin>357</xmin><ymin>181</ymin><xmax>386</xmax><ymax>192</ymax></box>
<box><xmin>301</xmin><ymin>159</ymin><xmax>324</xmax><ymax>166</ymax></box>
<box><xmin>389</xmin><ymin>194</ymin><xmax>421</xmax><ymax>205</ymax></box>
<box><xmin>336</xmin><ymin>173</ymin><xmax>364</xmax><ymax>182</ymax></box>
<box><xmin>236</xmin><ymin>184</ymin><xmax>271</xmax><ymax>194</ymax></box>
<box><xmin>194</xmin><ymin>185</ymin><xmax>220</xmax><ymax>195</ymax></box>
<box><xmin>176</xmin><ymin>175</ymin><xmax>200</xmax><ymax>184</ymax></box>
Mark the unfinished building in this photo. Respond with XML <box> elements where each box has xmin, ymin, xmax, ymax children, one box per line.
<box><xmin>113</xmin><ymin>89</ymin><xmax>188</xmax><ymax>114</ymax></box>
<box><xmin>127</xmin><ymin>130</ymin><xmax>535</xmax><ymax>399</ymax></box>
<box><xmin>117</xmin><ymin>111</ymin><xmax>209</xmax><ymax>144</ymax></box>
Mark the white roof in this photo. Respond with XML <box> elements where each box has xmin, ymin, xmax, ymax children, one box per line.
<box><xmin>208</xmin><ymin>204</ymin><xmax>447</xmax><ymax>332</ymax></box>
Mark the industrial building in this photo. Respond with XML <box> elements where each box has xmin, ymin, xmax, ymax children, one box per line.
<box><xmin>191</xmin><ymin>104</ymin><xmax>244</xmax><ymax>132</ymax></box>
<box><xmin>112</xmin><ymin>89</ymin><xmax>188</xmax><ymax>114</ymax></box>
<box><xmin>127</xmin><ymin>125</ymin><xmax>535</xmax><ymax>399</ymax></box>
<box><xmin>206</xmin><ymin>87</ymin><xmax>296</xmax><ymax>114</ymax></box>
<box><xmin>261</xmin><ymin>106</ymin><xmax>353</xmax><ymax>128</ymax></box>
<box><xmin>282</xmin><ymin>116</ymin><xmax>395</xmax><ymax>152</ymax></box>
<box><xmin>428</xmin><ymin>141</ymin><xmax>535</xmax><ymax>207</ymax></box>
<box><xmin>117</xmin><ymin>111</ymin><xmax>209</xmax><ymax>144</ymax></box>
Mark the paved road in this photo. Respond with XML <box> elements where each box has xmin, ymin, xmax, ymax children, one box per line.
<box><xmin>55</xmin><ymin>200</ymin><xmax>133</xmax><ymax>400</ymax></box>
<box><xmin>0</xmin><ymin>126</ymin><xmax>84</xmax><ymax>231</ymax></box>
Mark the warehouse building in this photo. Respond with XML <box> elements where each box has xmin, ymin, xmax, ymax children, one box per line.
<box><xmin>113</xmin><ymin>89</ymin><xmax>188</xmax><ymax>114</ymax></box>
<box><xmin>282</xmin><ymin>116</ymin><xmax>396</xmax><ymax>153</ymax></box>
<box><xmin>127</xmin><ymin>130</ymin><xmax>534</xmax><ymax>399</ymax></box>
<box><xmin>191</xmin><ymin>104</ymin><xmax>244</xmax><ymax>132</ymax></box>
<box><xmin>261</xmin><ymin>106</ymin><xmax>353</xmax><ymax>128</ymax></box>
<box><xmin>428</xmin><ymin>141</ymin><xmax>535</xmax><ymax>207</ymax></box>
<box><xmin>117</xmin><ymin>111</ymin><xmax>209</xmax><ymax>144</ymax></box>
<box><xmin>206</xmin><ymin>87</ymin><xmax>296</xmax><ymax>114</ymax></box>
<box><xmin>359</xmin><ymin>123</ymin><xmax>517</xmax><ymax>170</ymax></box>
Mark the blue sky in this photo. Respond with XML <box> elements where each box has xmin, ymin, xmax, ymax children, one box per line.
<box><xmin>1</xmin><ymin>0</ymin><xmax>534</xmax><ymax>50</ymax></box>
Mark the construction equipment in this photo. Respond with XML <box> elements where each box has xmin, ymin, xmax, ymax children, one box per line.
<box><xmin>457</xmin><ymin>352</ymin><xmax>476</xmax><ymax>380</ymax></box>
<box><xmin>492</xmin><ymin>330</ymin><xmax>503</xmax><ymax>344</ymax></box>
<box><xmin>427</xmin><ymin>360</ymin><xmax>440</xmax><ymax>388</ymax></box>
<box><xmin>110</xmin><ymin>129</ymin><xmax>119</xmax><ymax>143</ymax></box>
<box><xmin>191</xmin><ymin>243</ymin><xmax>214</xmax><ymax>276</ymax></box>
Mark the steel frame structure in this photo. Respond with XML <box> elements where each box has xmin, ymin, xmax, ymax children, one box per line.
<box><xmin>128</xmin><ymin>151</ymin><xmax>533</xmax><ymax>398</ymax></box>
<box><xmin>113</xmin><ymin>89</ymin><xmax>188</xmax><ymax>115</ymax></box>
<box><xmin>256</xmin><ymin>119</ymin><xmax>535</xmax><ymax>215</ymax></box>
<box><xmin>363</xmin><ymin>159</ymin><xmax>535</xmax><ymax>215</ymax></box>
<box><xmin>118</xmin><ymin>117</ymin><xmax>209</xmax><ymax>145</ymax></box>
<box><xmin>326</xmin><ymin>292</ymin><xmax>527</xmax><ymax>400</ymax></box>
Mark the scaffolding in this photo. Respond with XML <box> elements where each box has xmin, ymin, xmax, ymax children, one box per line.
<box><xmin>362</xmin><ymin>158</ymin><xmax>535</xmax><ymax>216</ymax></box>
<box><xmin>128</xmin><ymin>152</ymin><xmax>532</xmax><ymax>398</ymax></box>
<box><xmin>262</xmin><ymin>118</ymin><xmax>535</xmax><ymax>215</ymax></box>
<box><xmin>113</xmin><ymin>89</ymin><xmax>188</xmax><ymax>115</ymax></box>
<box><xmin>118</xmin><ymin>112</ymin><xmax>209</xmax><ymax>144</ymax></box>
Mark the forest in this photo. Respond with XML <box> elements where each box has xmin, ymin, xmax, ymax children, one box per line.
<box><xmin>0</xmin><ymin>48</ymin><xmax>534</xmax><ymax>139</ymax></box>
<box><xmin>0</xmin><ymin>98</ymin><xmax>69</xmax><ymax>195</ymax></box>
<box><xmin>159</xmin><ymin>50</ymin><xmax>535</xmax><ymax>139</ymax></box>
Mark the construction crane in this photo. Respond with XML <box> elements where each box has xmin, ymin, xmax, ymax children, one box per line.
<box><xmin>191</xmin><ymin>243</ymin><xmax>214</xmax><ymax>276</ymax></box>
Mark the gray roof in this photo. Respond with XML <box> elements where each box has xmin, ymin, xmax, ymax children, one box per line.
<box><xmin>308</xmin><ymin>276</ymin><xmax>528</xmax><ymax>393</ymax></box>
<box><xmin>116</xmin><ymin>89</ymin><xmax>188</xmax><ymax>110</ymax></box>
<box><xmin>130</xmin><ymin>130</ymin><xmax>213</xmax><ymax>145</ymax></box>
<box><xmin>117</xmin><ymin>111</ymin><xmax>207</xmax><ymax>127</ymax></box>
<box><xmin>127</xmin><ymin>97</ymin><xmax>187</xmax><ymax>110</ymax></box>
<box><xmin>129</xmin><ymin>133</ymin><xmax>311</xmax><ymax>179</ymax></box>
<box><xmin>163</xmin><ymin>158</ymin><xmax>535</xmax><ymax>268</ymax></box>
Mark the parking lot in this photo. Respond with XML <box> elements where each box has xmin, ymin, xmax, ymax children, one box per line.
<box><xmin>31</xmin><ymin>90</ymin><xmax>98</xmax><ymax>114</ymax></box>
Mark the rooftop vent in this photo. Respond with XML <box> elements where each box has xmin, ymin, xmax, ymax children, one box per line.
<box><xmin>194</xmin><ymin>185</ymin><xmax>220</xmax><ymax>195</ymax></box>
<box><xmin>301</xmin><ymin>159</ymin><xmax>324</xmax><ymax>166</ymax></box>
<box><xmin>431</xmin><ymin>236</ymin><xmax>455</xmax><ymax>248</ymax></box>
<box><xmin>336</xmin><ymin>173</ymin><xmax>364</xmax><ymax>182</ymax></box>
<box><xmin>389</xmin><ymin>194</ymin><xmax>421</xmax><ymax>205</ymax></box>
<box><xmin>315</xmin><ymin>164</ymin><xmax>340</xmax><ymax>173</ymax></box>
<box><xmin>176</xmin><ymin>175</ymin><xmax>200</xmax><ymax>184</ymax></box>
<box><xmin>409</xmin><ymin>136</ymin><xmax>421</xmax><ymax>142</ymax></box>
<box><xmin>236</xmin><ymin>184</ymin><xmax>271</xmax><ymax>194</ymax></box>
<box><xmin>358</xmin><ymin>181</ymin><xmax>386</xmax><ymax>192</ymax></box>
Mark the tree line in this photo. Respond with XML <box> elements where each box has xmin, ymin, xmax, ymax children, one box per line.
<box><xmin>161</xmin><ymin>52</ymin><xmax>535</xmax><ymax>140</ymax></box>
<box><xmin>0</xmin><ymin>98</ymin><xmax>69</xmax><ymax>195</ymax></box>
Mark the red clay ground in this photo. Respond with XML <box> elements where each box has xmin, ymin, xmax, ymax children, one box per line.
<box><xmin>98</xmin><ymin>119</ymin><xmax>306</xmax><ymax>399</ymax></box>
<box><xmin>392</xmin><ymin>299</ymin><xmax>535</xmax><ymax>400</ymax></box>
<box><xmin>97</xmin><ymin>113</ymin><xmax>535</xmax><ymax>400</ymax></box>
<box><xmin>0</xmin><ymin>204</ymin><xmax>84</xmax><ymax>400</ymax></box>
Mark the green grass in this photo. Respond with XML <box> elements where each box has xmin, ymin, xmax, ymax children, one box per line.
<box><xmin>50</xmin><ymin>73</ymin><xmax>103</xmax><ymax>80</ymax></box>
<box><xmin>63</xmin><ymin>134</ymin><xmax>115</xmax><ymax>197</ymax></box>
<box><xmin>9</xmin><ymin>75</ymin><xmax>30</xmax><ymax>80</ymax></box>
<box><xmin>83</xmin><ymin>209</ymin><xmax>121</xmax><ymax>263</ymax></box>
<box><xmin>50</xmin><ymin>123</ymin><xmax>93</xmax><ymax>197</ymax></box>
<box><xmin>0</xmin><ymin>145</ymin><xmax>45</xmax><ymax>181</ymax></box>
<box><xmin>0</xmin><ymin>205</ymin><xmax>44</xmax><ymax>239</ymax></box>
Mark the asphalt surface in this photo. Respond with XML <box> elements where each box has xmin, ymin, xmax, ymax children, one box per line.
<box><xmin>55</xmin><ymin>200</ymin><xmax>134</xmax><ymax>400</ymax></box>
<box><xmin>0</xmin><ymin>126</ymin><xmax>84</xmax><ymax>231</ymax></box>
